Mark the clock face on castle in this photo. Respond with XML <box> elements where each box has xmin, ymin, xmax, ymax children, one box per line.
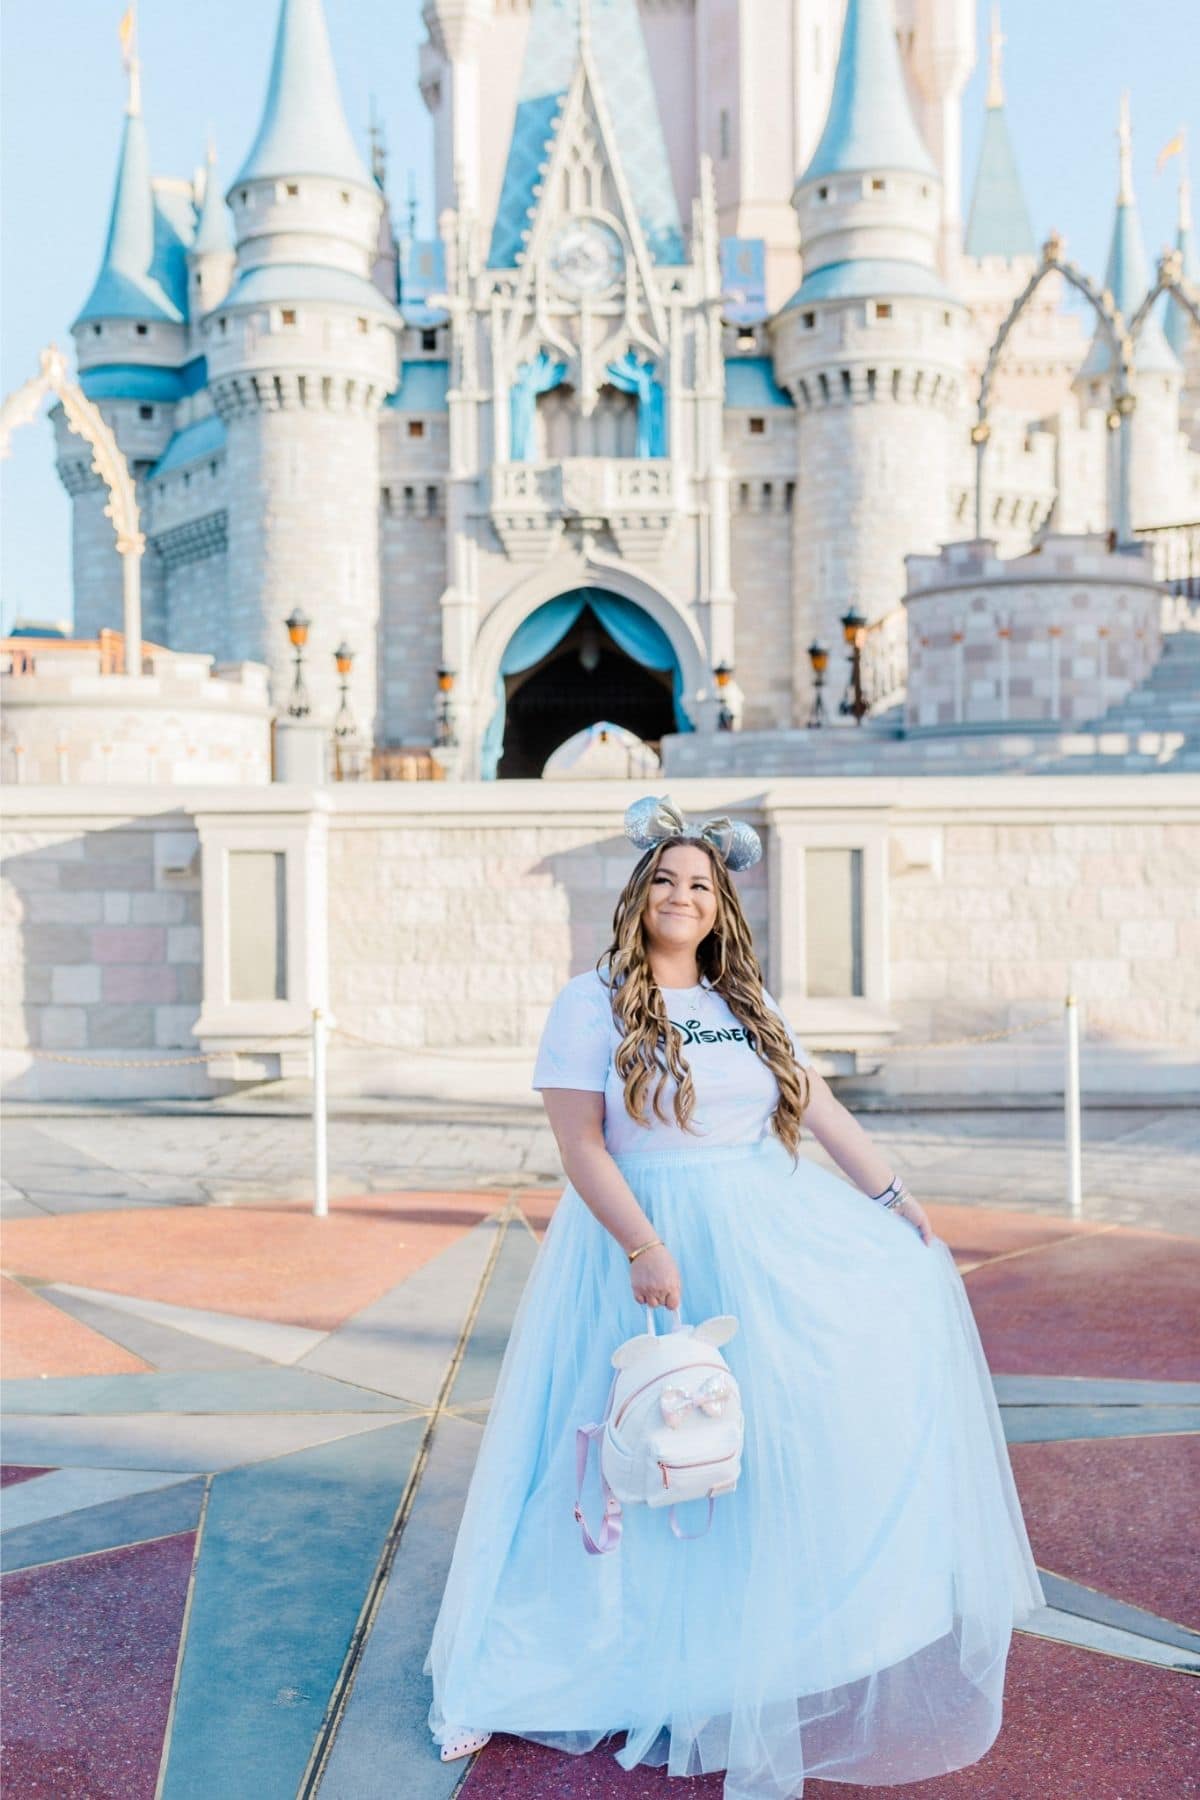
<box><xmin>548</xmin><ymin>217</ymin><xmax>625</xmax><ymax>296</ymax></box>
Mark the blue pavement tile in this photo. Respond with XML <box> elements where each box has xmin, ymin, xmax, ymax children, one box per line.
<box><xmin>0</xmin><ymin>1476</ymin><xmax>205</xmax><ymax>1573</ymax></box>
<box><xmin>159</xmin><ymin>1417</ymin><xmax>427</xmax><ymax>1800</ymax></box>
<box><xmin>0</xmin><ymin>1466</ymin><xmax>193</xmax><ymax>1533</ymax></box>
<box><xmin>318</xmin><ymin>1418</ymin><xmax>481</xmax><ymax>1800</ymax></box>
<box><xmin>299</xmin><ymin>1215</ymin><xmax>504</xmax><ymax>1404</ymax></box>
<box><xmin>0</xmin><ymin>1367</ymin><xmax>408</xmax><ymax>1416</ymax></box>
<box><xmin>1001</xmin><ymin>1404</ymin><xmax>1200</xmax><ymax>1443</ymax></box>
<box><xmin>445</xmin><ymin>1220</ymin><xmax>538</xmax><ymax>1409</ymax></box>
<box><xmin>993</xmin><ymin>1375</ymin><xmax>1200</xmax><ymax>1406</ymax></box>
<box><xmin>1037</xmin><ymin>1567</ymin><xmax>1200</xmax><ymax>1655</ymax></box>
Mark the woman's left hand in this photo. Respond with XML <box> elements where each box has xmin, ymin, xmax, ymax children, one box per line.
<box><xmin>889</xmin><ymin>1194</ymin><xmax>934</xmax><ymax>1245</ymax></box>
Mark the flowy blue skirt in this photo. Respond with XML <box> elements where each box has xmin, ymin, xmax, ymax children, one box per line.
<box><xmin>425</xmin><ymin>1137</ymin><xmax>1045</xmax><ymax>1799</ymax></box>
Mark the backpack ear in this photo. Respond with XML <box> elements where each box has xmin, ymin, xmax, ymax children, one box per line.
<box><xmin>612</xmin><ymin>1333</ymin><xmax>658</xmax><ymax>1369</ymax></box>
<box><xmin>694</xmin><ymin>1314</ymin><xmax>738</xmax><ymax>1348</ymax></box>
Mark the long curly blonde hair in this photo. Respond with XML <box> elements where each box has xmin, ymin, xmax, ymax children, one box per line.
<box><xmin>596</xmin><ymin>837</ymin><xmax>810</xmax><ymax>1158</ymax></box>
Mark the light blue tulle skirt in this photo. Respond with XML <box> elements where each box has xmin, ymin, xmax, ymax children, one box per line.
<box><xmin>425</xmin><ymin>1137</ymin><xmax>1045</xmax><ymax>1799</ymax></box>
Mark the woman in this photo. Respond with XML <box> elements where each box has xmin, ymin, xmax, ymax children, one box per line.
<box><xmin>425</xmin><ymin>796</ymin><xmax>1044</xmax><ymax>1799</ymax></box>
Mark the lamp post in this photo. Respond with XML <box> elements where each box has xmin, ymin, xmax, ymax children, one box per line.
<box><xmin>332</xmin><ymin>641</ymin><xmax>356</xmax><ymax>738</ymax></box>
<box><xmin>435</xmin><ymin>665</ymin><xmax>457</xmax><ymax>747</ymax></box>
<box><xmin>806</xmin><ymin>641</ymin><xmax>830</xmax><ymax>728</ymax></box>
<box><xmin>838</xmin><ymin>606</ymin><xmax>868</xmax><ymax>725</ymax></box>
<box><xmin>713</xmin><ymin>660</ymin><xmax>735</xmax><ymax>731</ymax></box>
<box><xmin>283</xmin><ymin>608</ymin><xmax>312</xmax><ymax>718</ymax></box>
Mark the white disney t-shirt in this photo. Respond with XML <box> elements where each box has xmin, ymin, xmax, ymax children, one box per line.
<box><xmin>531</xmin><ymin>969</ymin><xmax>814</xmax><ymax>1154</ymax></box>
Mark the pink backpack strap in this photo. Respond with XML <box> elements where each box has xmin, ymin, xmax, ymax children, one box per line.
<box><xmin>668</xmin><ymin>1497</ymin><xmax>716</xmax><ymax>1540</ymax></box>
<box><xmin>574</xmin><ymin>1423</ymin><xmax>623</xmax><ymax>1554</ymax></box>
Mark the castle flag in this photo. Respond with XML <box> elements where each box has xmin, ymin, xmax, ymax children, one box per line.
<box><xmin>1156</xmin><ymin>132</ymin><xmax>1185</xmax><ymax>174</ymax></box>
<box><xmin>118</xmin><ymin>4</ymin><xmax>136</xmax><ymax>66</ymax></box>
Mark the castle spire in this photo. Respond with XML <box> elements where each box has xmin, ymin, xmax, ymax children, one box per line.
<box><xmin>964</xmin><ymin>6</ymin><xmax>1034</xmax><ymax>260</ymax></box>
<box><xmin>192</xmin><ymin>141</ymin><xmax>232</xmax><ymax>255</ymax></box>
<box><xmin>1165</xmin><ymin>143</ymin><xmax>1199</xmax><ymax>360</ymax></box>
<box><xmin>233</xmin><ymin>0</ymin><xmax>371</xmax><ymax>191</ymax></box>
<box><xmin>1079</xmin><ymin>94</ymin><xmax>1176</xmax><ymax>379</ymax></box>
<box><xmin>985</xmin><ymin>5</ymin><xmax>1005</xmax><ymax>109</ymax></box>
<box><xmin>74</xmin><ymin>58</ymin><xmax>181</xmax><ymax>327</ymax></box>
<box><xmin>801</xmin><ymin>0</ymin><xmax>935</xmax><ymax>183</ymax></box>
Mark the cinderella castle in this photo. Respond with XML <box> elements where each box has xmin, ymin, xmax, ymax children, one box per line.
<box><xmin>49</xmin><ymin>0</ymin><xmax>1200</xmax><ymax>780</ymax></box>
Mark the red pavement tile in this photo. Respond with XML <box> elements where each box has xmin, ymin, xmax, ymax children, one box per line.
<box><xmin>1011</xmin><ymin>1435</ymin><xmax>1200</xmax><ymax>1629</ymax></box>
<box><xmin>0</xmin><ymin>1530</ymin><xmax>196</xmax><ymax>1800</ymax></box>
<box><xmin>1</xmin><ymin>1467</ymin><xmax>56</xmax><ymax>1488</ymax></box>
<box><xmin>460</xmin><ymin>1636</ymin><xmax>1197</xmax><ymax>1799</ymax></box>
<box><xmin>961</xmin><ymin>1227</ymin><xmax>1200</xmax><ymax>1380</ymax></box>
<box><xmin>922</xmin><ymin>1204</ymin><xmax>1100</xmax><ymax>1269</ymax></box>
<box><xmin>0</xmin><ymin>1191</ymin><xmax>506</xmax><ymax>1333</ymax></box>
<box><xmin>0</xmin><ymin>1274</ymin><xmax>150</xmax><ymax>1380</ymax></box>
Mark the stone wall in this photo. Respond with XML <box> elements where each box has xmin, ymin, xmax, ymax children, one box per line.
<box><xmin>3</xmin><ymin>777</ymin><xmax>1196</xmax><ymax>1100</ymax></box>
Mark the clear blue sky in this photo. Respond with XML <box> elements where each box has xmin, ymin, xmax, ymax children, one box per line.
<box><xmin>1</xmin><ymin>0</ymin><xmax>1195</xmax><ymax>631</ymax></box>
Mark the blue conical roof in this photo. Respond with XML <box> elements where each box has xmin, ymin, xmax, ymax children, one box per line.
<box><xmin>965</xmin><ymin>105</ymin><xmax>1035</xmax><ymax>259</ymax></box>
<box><xmin>193</xmin><ymin>154</ymin><xmax>232</xmax><ymax>255</ymax></box>
<box><xmin>488</xmin><ymin>0</ymin><xmax>684</xmax><ymax>270</ymax></box>
<box><xmin>76</xmin><ymin>110</ymin><xmax>183</xmax><ymax>326</ymax></box>
<box><xmin>233</xmin><ymin>0</ymin><xmax>370</xmax><ymax>190</ymax></box>
<box><xmin>1081</xmin><ymin>196</ymin><xmax>1177</xmax><ymax>379</ymax></box>
<box><xmin>802</xmin><ymin>0</ymin><xmax>936</xmax><ymax>184</ymax></box>
<box><xmin>1165</xmin><ymin>180</ymin><xmax>1199</xmax><ymax>360</ymax></box>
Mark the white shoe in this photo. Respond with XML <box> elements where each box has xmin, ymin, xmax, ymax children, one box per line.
<box><xmin>439</xmin><ymin>1726</ymin><xmax>492</xmax><ymax>1762</ymax></box>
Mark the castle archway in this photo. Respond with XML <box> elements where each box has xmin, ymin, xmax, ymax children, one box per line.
<box><xmin>480</xmin><ymin>588</ymin><xmax>693</xmax><ymax>779</ymax></box>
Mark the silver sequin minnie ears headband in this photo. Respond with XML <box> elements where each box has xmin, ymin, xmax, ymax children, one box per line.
<box><xmin>624</xmin><ymin>794</ymin><xmax>763</xmax><ymax>873</ymax></box>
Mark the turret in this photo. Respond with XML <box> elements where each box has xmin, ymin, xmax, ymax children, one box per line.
<box><xmin>62</xmin><ymin>44</ymin><xmax>185</xmax><ymax>640</ymax></box>
<box><xmin>772</xmin><ymin>0</ymin><xmax>964</xmax><ymax>699</ymax></box>
<box><xmin>1165</xmin><ymin>163</ymin><xmax>1200</xmax><ymax>448</ymax></box>
<box><xmin>203</xmin><ymin>0</ymin><xmax>400</xmax><ymax>740</ymax></box>
<box><xmin>1074</xmin><ymin>96</ymin><xmax>1182</xmax><ymax>530</ymax></box>
<box><xmin>963</xmin><ymin>9</ymin><xmax>1035</xmax><ymax>265</ymax></box>
<box><xmin>188</xmin><ymin>145</ymin><xmax>235</xmax><ymax>330</ymax></box>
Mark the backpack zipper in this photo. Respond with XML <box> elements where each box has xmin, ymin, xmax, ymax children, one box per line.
<box><xmin>657</xmin><ymin>1450</ymin><xmax>738</xmax><ymax>1489</ymax></box>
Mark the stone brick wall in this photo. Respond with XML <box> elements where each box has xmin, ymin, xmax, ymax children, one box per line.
<box><xmin>1</xmin><ymin>816</ymin><xmax>205</xmax><ymax>1094</ymax></box>
<box><xmin>377</xmin><ymin>505</ymin><xmax>446</xmax><ymax>745</ymax></box>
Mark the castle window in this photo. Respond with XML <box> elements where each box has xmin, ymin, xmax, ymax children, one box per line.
<box><xmin>785</xmin><ymin>480</ymin><xmax>795</xmax><ymax>511</ymax></box>
<box><xmin>870</xmin><ymin>178</ymin><xmax>886</xmax><ymax>193</ymax></box>
<box><xmin>421</xmin><ymin>328</ymin><xmax>437</xmax><ymax>352</ymax></box>
<box><xmin>219</xmin><ymin>317</ymin><xmax>228</xmax><ymax>333</ymax></box>
<box><xmin>874</xmin><ymin>302</ymin><xmax>892</xmax><ymax>321</ymax></box>
<box><xmin>921</xmin><ymin>185</ymin><xmax>930</xmax><ymax>199</ymax></box>
<box><xmin>183</xmin><ymin>471</ymin><xmax>191</xmax><ymax>487</ymax></box>
<box><xmin>340</xmin><ymin>190</ymin><xmax>351</xmax><ymax>204</ymax></box>
<box><xmin>92</xmin><ymin>323</ymin><xmax>102</xmax><ymax>337</ymax></box>
<box><xmin>195</xmin><ymin>272</ymin><xmax>203</xmax><ymax>288</ymax></box>
<box><xmin>402</xmin><ymin>485</ymin><xmax>416</xmax><ymax>515</ymax></box>
<box><xmin>210</xmin><ymin>461</ymin><xmax>218</xmax><ymax>476</ymax></box>
<box><xmin>425</xmin><ymin>485</ymin><xmax>438</xmax><ymax>516</ymax></box>
<box><xmin>357</xmin><ymin>316</ymin><xmax>369</xmax><ymax>334</ymax></box>
<box><xmin>719</xmin><ymin>109</ymin><xmax>731</xmax><ymax>160</ymax></box>
<box><xmin>748</xmin><ymin>416</ymin><xmax>765</xmax><ymax>435</ymax></box>
<box><xmin>135</xmin><ymin>323</ymin><xmax>149</xmax><ymax>336</ymax></box>
<box><xmin>943</xmin><ymin>311</ymin><xmax>952</xmax><ymax>327</ymax></box>
<box><xmin>802</xmin><ymin>311</ymin><xmax>816</xmax><ymax>330</ymax></box>
<box><xmin>281</xmin><ymin>309</ymin><xmax>297</xmax><ymax>327</ymax></box>
<box><xmin>798</xmin><ymin>378</ymin><xmax>811</xmax><ymax>406</ymax></box>
<box><xmin>407</xmin><ymin>419</ymin><xmax>425</xmax><ymax>438</ymax></box>
<box><xmin>818</xmin><ymin>372</ymin><xmax>830</xmax><ymax>401</ymax></box>
<box><xmin>738</xmin><ymin>482</ymin><xmax>750</xmax><ymax>509</ymax></box>
<box><xmin>817</xmin><ymin>185</ymin><xmax>829</xmax><ymax>202</ymax></box>
<box><xmin>138</xmin><ymin>405</ymin><xmax>154</xmax><ymax>420</ymax></box>
<box><xmin>866</xmin><ymin>367</ymin><xmax>877</xmax><ymax>397</ymax></box>
<box><xmin>762</xmin><ymin>482</ymin><xmax>773</xmax><ymax>507</ymax></box>
<box><xmin>381</xmin><ymin>486</ymin><xmax>393</xmax><ymax>512</ymax></box>
<box><xmin>841</xmin><ymin>369</ymin><xmax>852</xmax><ymax>396</ymax></box>
<box><xmin>239</xmin><ymin>190</ymin><xmax>248</xmax><ymax>204</ymax></box>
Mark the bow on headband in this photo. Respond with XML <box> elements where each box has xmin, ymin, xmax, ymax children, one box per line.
<box><xmin>624</xmin><ymin>795</ymin><xmax>762</xmax><ymax>872</ymax></box>
<box><xmin>659</xmin><ymin>1370</ymin><xmax>733</xmax><ymax>1429</ymax></box>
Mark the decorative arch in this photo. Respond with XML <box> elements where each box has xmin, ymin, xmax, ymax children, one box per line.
<box><xmin>1130</xmin><ymin>248</ymin><xmax>1200</xmax><ymax>341</ymax></box>
<box><xmin>972</xmin><ymin>235</ymin><xmax>1136</xmax><ymax>541</ymax></box>
<box><xmin>468</xmin><ymin>554</ymin><xmax>710</xmax><ymax>777</ymax></box>
<box><xmin>0</xmin><ymin>344</ymin><xmax>145</xmax><ymax>671</ymax></box>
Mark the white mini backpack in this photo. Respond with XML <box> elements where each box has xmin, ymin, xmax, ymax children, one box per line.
<box><xmin>574</xmin><ymin>1307</ymin><xmax>744</xmax><ymax>1554</ymax></box>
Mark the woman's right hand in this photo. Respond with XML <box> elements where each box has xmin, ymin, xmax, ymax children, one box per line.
<box><xmin>629</xmin><ymin>1242</ymin><xmax>682</xmax><ymax>1311</ymax></box>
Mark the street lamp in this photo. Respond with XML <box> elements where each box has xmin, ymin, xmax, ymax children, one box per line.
<box><xmin>838</xmin><ymin>606</ymin><xmax>868</xmax><ymax>725</ymax></box>
<box><xmin>806</xmin><ymin>641</ymin><xmax>830</xmax><ymax>728</ymax></box>
<box><xmin>435</xmin><ymin>665</ymin><xmax>457</xmax><ymax>747</ymax></box>
<box><xmin>283</xmin><ymin>607</ymin><xmax>312</xmax><ymax>718</ymax></box>
<box><xmin>713</xmin><ymin>660</ymin><xmax>735</xmax><ymax>731</ymax></box>
<box><xmin>332</xmin><ymin>641</ymin><xmax>356</xmax><ymax>737</ymax></box>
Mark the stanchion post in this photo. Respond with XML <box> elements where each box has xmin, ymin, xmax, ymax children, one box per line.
<box><xmin>1064</xmin><ymin>994</ymin><xmax>1082</xmax><ymax>1220</ymax></box>
<box><xmin>312</xmin><ymin>1006</ymin><xmax>329</xmax><ymax>1220</ymax></box>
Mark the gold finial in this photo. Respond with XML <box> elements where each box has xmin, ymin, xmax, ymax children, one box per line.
<box><xmin>986</xmin><ymin>6</ymin><xmax>1005</xmax><ymax>109</ymax></box>
<box><xmin>119</xmin><ymin>2</ymin><xmax>141</xmax><ymax>117</ymax></box>
<box><xmin>1117</xmin><ymin>91</ymin><xmax>1134</xmax><ymax>206</ymax></box>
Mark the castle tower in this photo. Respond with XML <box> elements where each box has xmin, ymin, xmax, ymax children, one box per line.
<box><xmin>187</xmin><ymin>145</ymin><xmax>235</xmax><ymax>333</ymax></box>
<box><xmin>204</xmin><ymin>0</ymin><xmax>400</xmax><ymax>738</ymax></box>
<box><xmin>61</xmin><ymin>50</ymin><xmax>186</xmax><ymax>641</ymax></box>
<box><xmin>772</xmin><ymin>0</ymin><xmax>965</xmax><ymax>705</ymax></box>
<box><xmin>1074</xmin><ymin>96</ymin><xmax>1182</xmax><ymax>532</ymax></box>
<box><xmin>1165</xmin><ymin>165</ymin><xmax>1200</xmax><ymax>449</ymax></box>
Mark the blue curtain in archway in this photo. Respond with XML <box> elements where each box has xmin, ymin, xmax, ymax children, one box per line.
<box><xmin>604</xmin><ymin>351</ymin><xmax>666</xmax><ymax>457</ymax></box>
<box><xmin>479</xmin><ymin>589</ymin><xmax>694</xmax><ymax>780</ymax></box>
<box><xmin>511</xmin><ymin>351</ymin><xmax>568</xmax><ymax>461</ymax></box>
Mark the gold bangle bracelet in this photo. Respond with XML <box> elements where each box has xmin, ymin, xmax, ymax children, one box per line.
<box><xmin>627</xmin><ymin>1238</ymin><xmax>662</xmax><ymax>1264</ymax></box>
